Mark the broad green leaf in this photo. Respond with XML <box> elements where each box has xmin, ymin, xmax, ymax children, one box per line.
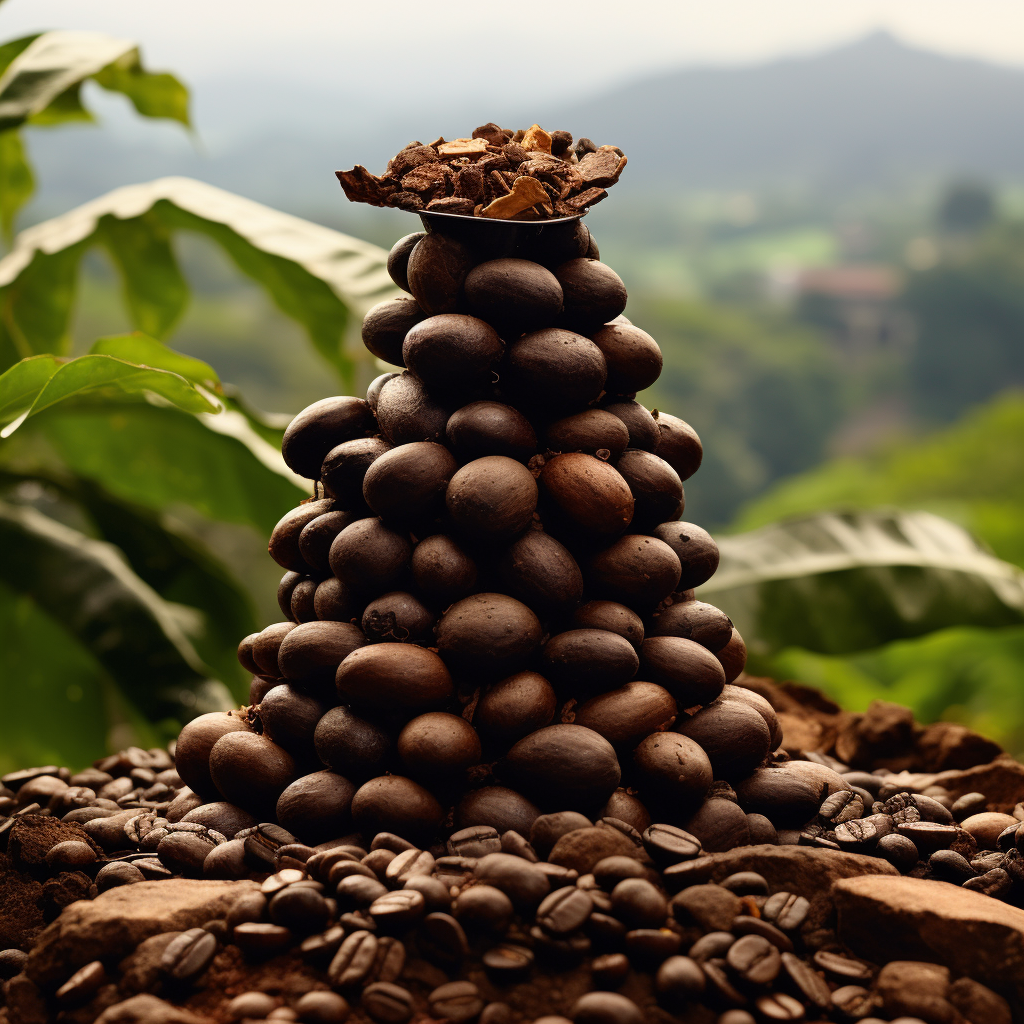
<box><xmin>0</xmin><ymin>352</ymin><xmax>60</xmax><ymax>423</ymax></box>
<box><xmin>0</xmin><ymin>35</ymin><xmax>40</xmax><ymax>79</ymax></box>
<box><xmin>0</xmin><ymin>352</ymin><xmax>218</xmax><ymax>436</ymax></box>
<box><xmin>0</xmin><ymin>128</ymin><xmax>33</xmax><ymax>240</ymax></box>
<box><xmin>700</xmin><ymin>509</ymin><xmax>1024</xmax><ymax>656</ymax></box>
<box><xmin>96</xmin><ymin>211</ymin><xmax>190</xmax><ymax>338</ymax></box>
<box><xmin>90</xmin><ymin>332</ymin><xmax>220</xmax><ymax>391</ymax></box>
<box><xmin>2</xmin><ymin>402</ymin><xmax>306</xmax><ymax>535</ymax></box>
<box><xmin>0</xmin><ymin>31</ymin><xmax>136</xmax><ymax>130</ymax></box>
<box><xmin>27</xmin><ymin>81</ymin><xmax>92</xmax><ymax>127</ymax></box>
<box><xmin>91</xmin><ymin>49</ymin><xmax>189</xmax><ymax>126</ymax></box>
<box><xmin>0</xmin><ymin>177</ymin><xmax>398</xmax><ymax>384</ymax></box>
<box><xmin>0</xmin><ymin>499</ymin><xmax>229</xmax><ymax>723</ymax></box>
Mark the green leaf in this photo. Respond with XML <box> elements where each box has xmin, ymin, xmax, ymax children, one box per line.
<box><xmin>0</xmin><ymin>352</ymin><xmax>60</xmax><ymax>424</ymax></box>
<box><xmin>0</xmin><ymin>177</ymin><xmax>398</xmax><ymax>384</ymax></box>
<box><xmin>0</xmin><ymin>31</ymin><xmax>138</xmax><ymax>131</ymax></box>
<box><xmin>0</xmin><ymin>128</ymin><xmax>33</xmax><ymax>240</ymax></box>
<box><xmin>2</xmin><ymin>402</ymin><xmax>306</xmax><ymax>535</ymax></box>
<box><xmin>0</xmin><ymin>35</ymin><xmax>41</xmax><ymax>79</ymax></box>
<box><xmin>27</xmin><ymin>81</ymin><xmax>92</xmax><ymax>127</ymax></box>
<box><xmin>700</xmin><ymin>509</ymin><xmax>1024</xmax><ymax>655</ymax></box>
<box><xmin>90</xmin><ymin>332</ymin><xmax>220</xmax><ymax>390</ymax></box>
<box><xmin>0</xmin><ymin>351</ymin><xmax>219</xmax><ymax>436</ymax></box>
<box><xmin>0</xmin><ymin>499</ymin><xmax>228</xmax><ymax>722</ymax></box>
<box><xmin>91</xmin><ymin>48</ymin><xmax>189</xmax><ymax>126</ymax></box>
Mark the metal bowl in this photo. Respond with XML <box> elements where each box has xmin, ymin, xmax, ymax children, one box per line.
<box><xmin>412</xmin><ymin>207</ymin><xmax>589</xmax><ymax>261</ymax></box>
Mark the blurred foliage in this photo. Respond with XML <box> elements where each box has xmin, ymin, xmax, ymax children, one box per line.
<box><xmin>0</xmin><ymin>30</ymin><xmax>189</xmax><ymax>238</ymax></box>
<box><xmin>636</xmin><ymin>295</ymin><xmax>847</xmax><ymax>527</ymax></box>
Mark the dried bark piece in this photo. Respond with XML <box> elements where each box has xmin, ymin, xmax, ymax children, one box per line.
<box><xmin>477</xmin><ymin>153</ymin><xmax>510</xmax><ymax>175</ymax></box>
<box><xmin>564</xmin><ymin>188</ymin><xmax>607</xmax><ymax>210</ymax></box>
<box><xmin>401</xmin><ymin>163</ymin><xmax>451</xmax><ymax>199</ymax></box>
<box><xmin>575</xmin><ymin>138</ymin><xmax>597</xmax><ymax>159</ymax></box>
<box><xmin>503</xmin><ymin>143</ymin><xmax>527</xmax><ymax>167</ymax></box>
<box><xmin>438</xmin><ymin>138</ymin><xmax>490</xmax><ymax>159</ymax></box>
<box><xmin>455</xmin><ymin>165</ymin><xmax>485</xmax><ymax>204</ymax></box>
<box><xmin>481</xmin><ymin>176</ymin><xmax>551</xmax><ymax>219</ymax></box>
<box><xmin>388</xmin><ymin>145</ymin><xmax>438</xmax><ymax>178</ymax></box>
<box><xmin>489</xmin><ymin>171</ymin><xmax>511</xmax><ymax>198</ymax></box>
<box><xmin>550</xmin><ymin>130</ymin><xmax>573</xmax><ymax>157</ymax></box>
<box><xmin>386</xmin><ymin>191</ymin><xmax>424</xmax><ymax>211</ymax></box>
<box><xmin>335</xmin><ymin>166</ymin><xmax>392</xmax><ymax>207</ymax></box>
<box><xmin>473</xmin><ymin>123</ymin><xmax>506</xmax><ymax>146</ymax></box>
<box><xmin>578</xmin><ymin>146</ymin><xmax>628</xmax><ymax>188</ymax></box>
<box><xmin>426</xmin><ymin>197</ymin><xmax>476</xmax><ymax>215</ymax></box>
<box><xmin>521</xmin><ymin>124</ymin><xmax>553</xmax><ymax>154</ymax></box>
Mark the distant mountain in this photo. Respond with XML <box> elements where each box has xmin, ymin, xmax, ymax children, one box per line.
<box><xmin>20</xmin><ymin>32</ymin><xmax>1024</xmax><ymax>222</ymax></box>
<box><xmin>550</xmin><ymin>32</ymin><xmax>1024</xmax><ymax>190</ymax></box>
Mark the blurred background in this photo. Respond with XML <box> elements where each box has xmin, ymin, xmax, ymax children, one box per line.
<box><xmin>2</xmin><ymin>0</ymin><xmax>1023</xmax><ymax>768</ymax></box>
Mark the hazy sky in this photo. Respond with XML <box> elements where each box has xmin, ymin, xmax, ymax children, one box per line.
<box><xmin>6</xmin><ymin>0</ymin><xmax>1024</xmax><ymax>97</ymax></box>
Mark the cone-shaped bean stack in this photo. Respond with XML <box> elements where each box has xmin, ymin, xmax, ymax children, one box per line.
<box><xmin>176</xmin><ymin>129</ymin><xmax>839</xmax><ymax>856</ymax></box>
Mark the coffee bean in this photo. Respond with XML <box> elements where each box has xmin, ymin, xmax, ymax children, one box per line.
<box><xmin>420</xmin><ymin>911</ymin><xmax>470</xmax><ymax>965</ymax></box>
<box><xmin>369</xmin><ymin>889</ymin><xmax>426</xmax><ymax>931</ymax></box>
<box><xmin>755</xmin><ymin>993</ymin><xmax>806</xmax><ymax>1020</ymax></box>
<box><xmin>780</xmin><ymin>951</ymin><xmax>830</xmax><ymax>1010</ymax></box>
<box><xmin>624</xmin><ymin>928</ymin><xmax>681</xmax><ymax>964</ymax></box>
<box><xmin>268</xmin><ymin>885</ymin><xmax>330</xmax><ymax>933</ymax></box>
<box><xmin>454</xmin><ymin>885</ymin><xmax>513</xmax><ymax>932</ymax></box>
<box><xmin>719</xmin><ymin>1014</ymin><xmax>756</xmax><ymax>1024</ymax></box>
<box><xmin>54</xmin><ymin>960</ymin><xmax>106</xmax><ymax>1004</ymax></box>
<box><xmin>402</xmin><ymin>875</ymin><xmax>451</xmax><ymax>914</ymax></box>
<box><xmin>819</xmin><ymin>790</ymin><xmax>864</xmax><ymax>825</ymax></box>
<box><xmin>731</xmin><ymin>917</ymin><xmax>794</xmax><ymax>953</ymax></box>
<box><xmin>337</xmin><ymin>874</ymin><xmax>388</xmax><ymax>909</ymax></box>
<box><xmin>609</xmin><ymin>878</ymin><xmax>666</xmax><ymax>928</ymax></box>
<box><xmin>482</xmin><ymin>943</ymin><xmax>534</xmax><ymax>980</ymax></box>
<box><xmin>157</xmin><ymin>831</ymin><xmax>215</xmax><ymax>876</ymax></box>
<box><xmin>448</xmin><ymin>826</ymin><xmax>502</xmax><ymax>858</ymax></box>
<box><xmin>963</xmin><ymin>867</ymin><xmax>1013</xmax><ymax>897</ymax></box>
<box><xmin>571</xmin><ymin>991</ymin><xmax>644</xmax><ymax>1024</ymax></box>
<box><xmin>896</xmin><ymin>821</ymin><xmax>958</xmax><ymax>855</ymax></box>
<box><xmin>952</xmin><ymin>792</ymin><xmax>988</xmax><ymax>821</ymax></box>
<box><xmin>761</xmin><ymin>892</ymin><xmax>810</xmax><ymax>932</ymax></box>
<box><xmin>232</xmin><ymin>922</ymin><xmax>292</xmax><ymax>957</ymax></box>
<box><xmin>95</xmin><ymin>861</ymin><xmax>145</xmax><ymax>891</ymax></box>
<box><xmin>537</xmin><ymin>886</ymin><xmax>594</xmax><ymax>934</ymax></box>
<box><xmin>876</xmin><ymin>832</ymin><xmax>919</xmax><ymax>871</ymax></box>
<box><xmin>688</xmin><ymin>932</ymin><xmax>735</xmax><ymax>962</ymax></box>
<box><xmin>330</xmin><ymin>929</ymin><xmax>378</xmax><ymax>987</ymax></box>
<box><xmin>429</xmin><ymin>981</ymin><xmax>485</xmax><ymax>1023</ymax></box>
<box><xmin>227</xmin><ymin>992</ymin><xmax>279</xmax><ymax>1021</ymax></box>
<box><xmin>294</xmin><ymin>990</ymin><xmax>351</xmax><ymax>1024</ymax></box>
<box><xmin>475</xmin><ymin>852</ymin><xmax>550</xmax><ymax>908</ymax></box>
<box><xmin>654</xmin><ymin>955</ymin><xmax>705</xmax><ymax>1007</ymax></box>
<box><xmin>592</xmin><ymin>856</ymin><xmax>650</xmax><ymax>889</ymax></box>
<box><xmin>702</xmin><ymin>960</ymin><xmax>748</xmax><ymax>1007</ymax></box>
<box><xmin>590</xmin><ymin>952</ymin><xmax>630</xmax><ymax>988</ymax></box>
<box><xmin>719</xmin><ymin>872</ymin><xmax>768</xmax><ymax>896</ymax></box>
<box><xmin>726</xmin><ymin>934</ymin><xmax>780</xmax><ymax>985</ymax></box>
<box><xmin>928</xmin><ymin>848</ymin><xmax>976</xmax><ymax>882</ymax></box>
<box><xmin>267</xmin><ymin>1008</ymin><xmax>299</xmax><ymax>1021</ymax></box>
<box><xmin>642</xmin><ymin>824</ymin><xmax>702</xmax><ymax>865</ymax></box>
<box><xmin>831</xmin><ymin>985</ymin><xmax>876</xmax><ymax>1019</ymax></box>
<box><xmin>361</xmin><ymin>982</ymin><xmax>415</xmax><ymax>1024</ymax></box>
<box><xmin>813</xmin><ymin>951</ymin><xmax>874</xmax><ymax>981</ymax></box>
<box><xmin>385</xmin><ymin>848</ymin><xmax>435</xmax><ymax>886</ymax></box>
<box><xmin>160</xmin><ymin>928</ymin><xmax>217</xmax><ymax>981</ymax></box>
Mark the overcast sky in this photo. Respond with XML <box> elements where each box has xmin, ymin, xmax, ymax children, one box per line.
<box><xmin>6</xmin><ymin>0</ymin><xmax>1024</xmax><ymax>101</ymax></box>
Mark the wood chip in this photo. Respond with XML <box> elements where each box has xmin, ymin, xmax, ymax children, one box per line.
<box><xmin>564</xmin><ymin>187</ymin><xmax>607</xmax><ymax>210</ymax></box>
<box><xmin>426</xmin><ymin>196</ymin><xmax>476</xmax><ymax>215</ymax></box>
<box><xmin>335</xmin><ymin>166</ymin><xmax>391</xmax><ymax>207</ymax></box>
<box><xmin>521</xmin><ymin>124</ymin><xmax>552</xmax><ymax>154</ymax></box>
<box><xmin>480</xmin><ymin>176</ymin><xmax>551</xmax><ymax>219</ymax></box>
<box><xmin>438</xmin><ymin>138</ymin><xmax>490</xmax><ymax>158</ymax></box>
<box><xmin>577</xmin><ymin>145</ymin><xmax>627</xmax><ymax>188</ymax></box>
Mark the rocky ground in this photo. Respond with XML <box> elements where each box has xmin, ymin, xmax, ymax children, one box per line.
<box><xmin>2</xmin><ymin>677</ymin><xmax>1023</xmax><ymax>1024</ymax></box>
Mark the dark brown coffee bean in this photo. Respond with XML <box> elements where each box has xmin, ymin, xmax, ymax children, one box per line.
<box><xmin>174</xmin><ymin>712</ymin><xmax>251</xmax><ymax>801</ymax></box>
<box><xmin>735</xmin><ymin>762</ymin><xmax>851</xmax><ymax>829</ymax></box>
<box><xmin>268</xmin><ymin>885</ymin><xmax>330</xmax><ymax>933</ymax></box>
<box><xmin>336</xmin><ymin>644</ymin><xmax>453</xmax><ymax>715</ymax></box>
<box><xmin>387</xmin><ymin>232</ymin><xmax>423</xmax><ymax>293</ymax></box>
<box><xmin>278</xmin><ymin>620</ymin><xmax>368</xmax><ymax>694</ymax></box>
<box><xmin>655</xmin><ymin>955</ymin><xmax>705</xmax><ymax>1007</ymax></box>
<box><xmin>404</xmin><ymin>313</ymin><xmax>503</xmax><ymax>390</ymax></box>
<box><xmin>361</xmin><ymin>981</ymin><xmax>415</xmax><ymax>1024</ymax></box>
<box><xmin>614</xmin><ymin>450</ymin><xmax>683</xmax><ymax>530</ymax></box>
<box><xmin>501</xmin><ymin>724</ymin><xmax>621</xmax><ymax>809</ymax></box>
<box><xmin>537</xmin><ymin>886</ymin><xmax>593</xmax><ymax>934</ymax></box>
<box><xmin>208</xmin><ymin>732</ymin><xmax>295</xmax><ymax>817</ymax></box>
<box><xmin>761</xmin><ymin>893</ymin><xmax>809</xmax><ymax>931</ymax></box>
<box><xmin>456</xmin><ymin>787</ymin><xmax>541</xmax><ymax>839</ymax></box>
<box><xmin>813</xmin><ymin>951</ymin><xmax>874</xmax><ymax>981</ymax></box>
<box><xmin>702</xmin><ymin>959</ymin><xmax>748</xmax><ymax>1007</ymax></box>
<box><xmin>313</xmin><ymin>576</ymin><xmax>360</xmax><ymax>622</ymax></box>
<box><xmin>226</xmin><ymin>991</ymin><xmax>279</xmax><ymax>1021</ymax></box>
<box><xmin>361</xmin><ymin>591</ymin><xmax>436</xmax><ymax>646</ymax></box>
<box><xmin>475</xmin><ymin>672</ymin><xmax>558</xmax><ymax>747</ymax></box>
<box><xmin>571</xmin><ymin>990</ymin><xmax>644</xmax><ymax>1024</ymax></box>
<box><xmin>571</xmin><ymin>601</ymin><xmax>643</xmax><ymax>647</ymax></box>
<box><xmin>376</xmin><ymin>372</ymin><xmax>449</xmax><ymax>446</ymax></box>
<box><xmin>530</xmin><ymin>812</ymin><xmax>594</xmax><ymax>857</ymax></box>
<box><xmin>157</xmin><ymin>831</ymin><xmax>216</xmax><ymax>876</ymax></box>
<box><xmin>539</xmin><ymin>453</ymin><xmax>634</xmax><ymax>539</ymax></box>
<box><xmin>876</xmin><ymin>832</ymin><xmax>919</xmax><ymax>871</ymax></box>
<box><xmin>541</xmin><ymin>630</ymin><xmax>640</xmax><ymax>692</ymax></box>
<box><xmin>282</xmin><ymin>397</ymin><xmax>375</xmax><ymax>480</ymax></box>
<box><xmin>95</xmin><ymin>861</ymin><xmax>145</xmax><ymax>891</ymax></box>
<box><xmin>44</xmin><ymin>840</ymin><xmax>96</xmax><ymax>871</ymax></box>
<box><xmin>299</xmin><ymin>509</ymin><xmax>364</xmax><ymax>573</ymax></box>
<box><xmin>555</xmin><ymin>259</ymin><xmax>627</xmax><ymax>331</ymax></box>
<box><xmin>475</xmin><ymin>852</ymin><xmax>550</xmax><ymax>908</ymax></box>
<box><xmin>429</xmin><ymin>980</ymin><xmax>485</xmax><ymax>1024</ymax></box>
<box><xmin>436</xmin><ymin>593</ymin><xmax>543</xmax><ymax>676</ymax></box>
<box><xmin>652</xmin><ymin>522</ymin><xmax>718</xmax><ymax>589</ymax></box>
<box><xmin>329</xmin><ymin>929</ymin><xmax>378</xmax><ymax>986</ymax></box>
<box><xmin>688</xmin><ymin>932</ymin><xmax>735</xmax><ymax>962</ymax></box>
<box><xmin>351</xmin><ymin>775</ymin><xmax>444</xmax><ymax>841</ymax></box>
<box><xmin>294</xmin><ymin>989</ymin><xmax>351</xmax><ymax>1024</ymax></box>
<box><xmin>726</xmin><ymin>934</ymin><xmax>781</xmax><ymax>985</ymax></box>
<box><xmin>719</xmin><ymin>872</ymin><xmax>768</xmax><ymax>896</ymax></box>
<box><xmin>896</xmin><ymin>821</ymin><xmax>959</xmax><ymax>854</ymax></box>
<box><xmin>315</xmin><ymin>707</ymin><xmax>392</xmax><ymax>780</ymax></box>
<box><xmin>624</xmin><ymin>927</ymin><xmax>681</xmax><ymax>964</ymax></box>
<box><xmin>506</xmin><ymin>328</ymin><xmax>607</xmax><ymax>412</ymax></box>
<box><xmin>639</xmin><ymin>637</ymin><xmax>726</xmax><ymax>707</ymax></box>
<box><xmin>756</xmin><ymin>993</ymin><xmax>806</xmax><ymax>1020</ymax></box>
<box><xmin>650</xmin><ymin>600</ymin><xmax>733</xmax><ymax>654</ymax></box>
<box><xmin>410</xmin><ymin>533</ymin><xmax>478</xmax><ymax>605</ymax></box>
<box><xmin>447</xmin><ymin>456</ymin><xmax>539</xmax><ymax>540</ymax></box>
<box><xmin>448</xmin><ymin>826</ymin><xmax>501</xmax><ymax>858</ymax></box>
<box><xmin>232</xmin><ymin>921</ymin><xmax>292</xmax><ymax>956</ymax></box>
<box><xmin>498</xmin><ymin>530</ymin><xmax>584</xmax><ymax>617</ymax></box>
<box><xmin>160</xmin><ymin>927</ymin><xmax>217</xmax><ymax>981</ymax></box>
<box><xmin>446</xmin><ymin>401</ymin><xmax>537</xmax><ymax>463</ymax></box>
<box><xmin>369</xmin><ymin>888</ymin><xmax>426</xmax><ymax>930</ymax></box>
<box><xmin>677</xmin><ymin>699</ymin><xmax>771</xmax><ymax>781</ymax></box>
<box><xmin>465</xmin><ymin>257</ymin><xmax>562</xmax><ymax>331</ymax></box>
<box><xmin>451</xmin><ymin>884</ymin><xmax>512</xmax><ymax>932</ymax></box>
<box><xmin>830</xmin><ymin>985</ymin><xmax>876</xmax><ymax>1019</ymax></box>
<box><xmin>361</xmin><ymin>295</ymin><xmax>423</xmax><ymax>365</ymax></box>
<box><xmin>642</xmin><ymin>823</ymin><xmax>702</xmax><ymax>865</ymax></box>
<box><xmin>588</xmin><ymin>534</ymin><xmax>682</xmax><ymax>609</ymax></box>
<box><xmin>603</xmin><ymin>401</ymin><xmax>660</xmax><ymax>453</ymax></box>
<box><xmin>780</xmin><ymin>952</ymin><xmax>830</xmax><ymax>1009</ymax></box>
<box><xmin>55</xmin><ymin>960</ymin><xmax>106</xmax><ymax>1005</ymax></box>
<box><xmin>299</xmin><ymin>924</ymin><xmax>345</xmax><ymax>966</ymax></box>
<box><xmin>545</xmin><ymin>409</ymin><xmax>630</xmax><ymax>459</ymax></box>
<box><xmin>590</xmin><ymin>323</ymin><xmax>662</xmax><ymax>394</ymax></box>
<box><xmin>609</xmin><ymin>878</ymin><xmax>666</xmax><ymax>929</ymax></box>
<box><xmin>483</xmin><ymin>943</ymin><xmax>534</xmax><ymax>979</ymax></box>
<box><xmin>964</xmin><ymin>867</ymin><xmax>1013</xmax><ymax>897</ymax></box>
<box><xmin>635</xmin><ymin>734</ymin><xmax>713</xmax><ymax>809</ymax></box>
<box><xmin>420</xmin><ymin>911</ymin><xmax>470</xmax><ymax>964</ymax></box>
<box><xmin>590</xmin><ymin>951</ymin><xmax>629</xmax><ymax>988</ymax></box>
<box><xmin>397</xmin><ymin>713</ymin><xmax>481</xmax><ymax>781</ymax></box>
<box><xmin>364</xmin><ymin>441</ymin><xmax>458</xmax><ymax>527</ymax></box>
<box><xmin>407</xmin><ymin>233</ymin><xmax>475</xmax><ymax>315</ymax></box>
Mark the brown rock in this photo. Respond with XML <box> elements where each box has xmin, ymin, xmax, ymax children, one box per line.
<box><xmin>3</xmin><ymin>973</ymin><xmax>47</xmax><ymax>1024</ymax></box>
<box><xmin>875</xmin><ymin>961</ymin><xmax>956</xmax><ymax>1024</ymax></box>
<box><xmin>916</xmin><ymin>721</ymin><xmax>1003</xmax><ymax>772</ymax></box>
<box><xmin>834</xmin><ymin>699</ymin><xmax>916</xmax><ymax>769</ymax></box>
<box><xmin>25</xmin><ymin>879</ymin><xmax>256</xmax><ymax>985</ymax></box>
<box><xmin>548</xmin><ymin>827</ymin><xmax>648</xmax><ymax>874</ymax></box>
<box><xmin>834</xmin><ymin>875</ymin><xmax>1024</xmax><ymax>995</ymax></box>
<box><xmin>932</xmin><ymin>758</ymin><xmax>1024</xmax><ymax>815</ymax></box>
<box><xmin>94</xmin><ymin>994</ymin><xmax>212</xmax><ymax>1024</ymax></box>
<box><xmin>947</xmin><ymin>977</ymin><xmax>1012</xmax><ymax>1024</ymax></box>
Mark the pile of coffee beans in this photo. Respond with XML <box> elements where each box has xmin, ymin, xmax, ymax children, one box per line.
<box><xmin>336</xmin><ymin>123</ymin><xmax>626</xmax><ymax>218</ymax></box>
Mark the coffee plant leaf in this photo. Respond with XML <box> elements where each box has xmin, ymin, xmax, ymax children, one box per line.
<box><xmin>700</xmin><ymin>509</ymin><xmax>1024</xmax><ymax>655</ymax></box>
<box><xmin>0</xmin><ymin>177</ymin><xmax>399</xmax><ymax>384</ymax></box>
<box><xmin>89</xmin><ymin>332</ymin><xmax>221</xmax><ymax>391</ymax></box>
<box><xmin>0</xmin><ymin>127</ymin><xmax>32</xmax><ymax>240</ymax></box>
<box><xmin>0</xmin><ymin>498</ymin><xmax>234</xmax><ymax>730</ymax></box>
<box><xmin>0</xmin><ymin>351</ymin><xmax>220</xmax><ymax>437</ymax></box>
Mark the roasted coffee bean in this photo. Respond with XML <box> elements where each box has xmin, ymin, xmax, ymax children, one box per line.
<box><xmin>429</xmin><ymin>981</ymin><xmax>485</xmax><ymax>1024</ymax></box>
<box><xmin>370</xmin><ymin>889</ymin><xmax>426</xmax><ymax>930</ymax></box>
<box><xmin>157</xmin><ymin>830</ymin><xmax>216</xmax><ymax>876</ymax></box>
<box><xmin>160</xmin><ymin>927</ymin><xmax>217</xmax><ymax>981</ymax></box>
<box><xmin>268</xmin><ymin>885</ymin><xmax>330</xmax><ymax>933</ymax></box>
<box><xmin>571</xmin><ymin>991</ymin><xmax>644</xmax><ymax>1024</ymax></box>
<box><xmin>208</xmin><ymin>731</ymin><xmax>296</xmax><ymax>817</ymax></box>
<box><xmin>337</xmin><ymin>645</ymin><xmax>453</xmax><ymax>716</ymax></box>
<box><xmin>44</xmin><ymin>840</ymin><xmax>96</xmax><ymax>870</ymax></box>
<box><xmin>446</xmin><ymin>401</ymin><xmax>537</xmax><ymax>464</ymax></box>
<box><xmin>397</xmin><ymin>713</ymin><xmax>481</xmax><ymax>781</ymax></box>
<box><xmin>897</xmin><ymin>821</ymin><xmax>958</xmax><ymax>854</ymax></box>
<box><xmin>454</xmin><ymin>885</ymin><xmax>514</xmax><ymax>932</ymax></box>
<box><xmin>536</xmin><ymin>885</ymin><xmax>593</xmax><ymax>934</ymax></box>
<box><xmin>329</xmin><ymin>518</ymin><xmax>412</xmax><ymax>596</ymax></box>
<box><xmin>726</xmin><ymin>934</ymin><xmax>781</xmax><ymax>985</ymax></box>
<box><xmin>362</xmin><ymin>982</ymin><xmax>415</xmax><ymax>1024</ymax></box>
<box><xmin>928</xmin><ymin>848</ymin><xmax>976</xmax><ymax>882</ymax></box>
<box><xmin>591</xmin><ymin>951</ymin><xmax>630</xmax><ymax>988</ymax></box>
<box><xmin>963</xmin><ymin>867</ymin><xmax>1013</xmax><ymax>897</ymax></box>
<box><xmin>761</xmin><ymin>892</ymin><xmax>810</xmax><ymax>931</ymax></box>
<box><xmin>574</xmin><ymin>682</ymin><xmax>677</xmax><ymax>751</ymax></box>
<box><xmin>498</xmin><ymin>529</ymin><xmax>585</xmax><ymax>616</ymax></box>
<box><xmin>756</xmin><ymin>993</ymin><xmax>806</xmax><ymax>1020</ymax></box>
<box><xmin>368</xmin><ymin>936</ymin><xmax>406</xmax><ymax>985</ymax></box>
<box><xmin>588</xmin><ymin>534</ymin><xmax>682</xmax><ymax>609</ymax></box>
<box><xmin>609</xmin><ymin>878</ymin><xmax>667</xmax><ymax>928</ymax></box>
<box><xmin>506</xmin><ymin>329</ymin><xmax>607</xmax><ymax>412</ymax></box>
<box><xmin>813</xmin><ymin>950</ymin><xmax>874</xmax><ymax>981</ymax></box>
<box><xmin>538</xmin><ymin>453</ymin><xmax>633</xmax><ymax>539</ymax></box>
<box><xmin>531</xmin><ymin>812</ymin><xmax>594</xmax><ymax>856</ymax></box>
<box><xmin>475</xmin><ymin>852</ymin><xmax>550</xmax><ymax>908</ymax></box>
<box><xmin>876</xmin><ymin>832</ymin><xmax>919</xmax><ymax>871</ymax></box>
<box><xmin>643</xmin><ymin>823</ymin><xmax>703</xmax><ymax>865</ymax></box>
<box><xmin>330</xmin><ymin>929</ymin><xmax>378</xmax><ymax>986</ymax></box>
<box><xmin>820</xmin><ymin>790</ymin><xmax>865</xmax><ymax>825</ymax></box>
<box><xmin>386</xmin><ymin>232</ymin><xmax>423</xmax><ymax>293</ymax></box>
<box><xmin>410</xmin><ymin>533</ymin><xmax>478</xmax><ymax>604</ymax></box>
<box><xmin>232</xmin><ymin>921</ymin><xmax>293</xmax><ymax>957</ymax></box>
<box><xmin>701</xmin><ymin>960</ymin><xmax>748</xmax><ymax>1007</ymax></box>
<box><xmin>501</xmin><ymin>829</ymin><xmax>538</xmax><ymax>861</ymax></box>
<box><xmin>688</xmin><ymin>932</ymin><xmax>735</xmax><ymax>962</ymax></box>
<box><xmin>406</xmin><ymin>232</ymin><xmax>475</xmax><ymax>315</ymax></box>
<box><xmin>269</xmin><ymin>499</ymin><xmax>335</xmax><ymax>573</ymax></box>
<box><xmin>437</xmin><ymin>592</ymin><xmax>543</xmax><ymax>676</ymax></box>
<box><xmin>475</xmin><ymin>672</ymin><xmax>558</xmax><ymax>747</ymax></box>
<box><xmin>639</xmin><ymin>637</ymin><xmax>726</xmax><ymax>707</ymax></box>
<box><xmin>294</xmin><ymin>990</ymin><xmax>351</xmax><ymax>1024</ymax></box>
<box><xmin>654</xmin><ymin>955</ymin><xmax>705</xmax><ymax>1006</ymax></box>
<box><xmin>482</xmin><ymin>943</ymin><xmax>534</xmax><ymax>980</ymax></box>
<box><xmin>624</xmin><ymin>928</ymin><xmax>681</xmax><ymax>964</ymax></box>
<box><xmin>376</xmin><ymin>373</ymin><xmax>449</xmax><ymax>446</ymax></box>
<box><xmin>635</xmin><ymin>734</ymin><xmax>713</xmax><ymax>809</ymax></box>
<box><xmin>779</xmin><ymin>951</ymin><xmax>830</xmax><ymax>1009</ymax></box>
<box><xmin>226</xmin><ymin>991</ymin><xmax>279</xmax><ymax>1021</ymax></box>
<box><xmin>735</xmin><ymin>761</ymin><xmax>850</xmax><ymax>829</ymax></box>
<box><xmin>385</xmin><ymin>847</ymin><xmax>434</xmax><ymax>886</ymax></box>
<box><xmin>652</xmin><ymin>522</ymin><xmax>718</xmax><ymax>589</ymax></box>
<box><xmin>448</xmin><ymin>825</ymin><xmax>502</xmax><ymax>858</ymax></box>
<box><xmin>952</xmin><ymin>791</ymin><xmax>988</xmax><ymax>820</ymax></box>
<box><xmin>300</xmin><ymin>924</ymin><xmax>346</xmax><ymax>966</ymax></box>
<box><xmin>174</xmin><ymin>712</ymin><xmax>250</xmax><ymax>800</ymax></box>
<box><xmin>592</xmin><ymin>856</ymin><xmax>650</xmax><ymax>889</ymax></box>
<box><xmin>546</xmin><ymin>409</ymin><xmax>630</xmax><ymax>459</ymax></box>
<box><xmin>337</xmin><ymin>874</ymin><xmax>388</xmax><ymax>908</ymax></box>
<box><xmin>404</xmin><ymin>314</ymin><xmax>503</xmax><ymax>391</ymax></box>
<box><xmin>55</xmin><ymin>960</ymin><xmax>106</xmax><ymax>1004</ymax></box>
<box><xmin>420</xmin><ymin>911</ymin><xmax>470</xmax><ymax>964</ymax></box>
<box><xmin>314</xmin><ymin>707</ymin><xmax>392</xmax><ymax>780</ymax></box>
<box><xmin>351</xmin><ymin>776</ymin><xmax>444</xmax><ymax>841</ymax></box>
<box><xmin>830</xmin><ymin>985</ymin><xmax>876</xmax><ymax>1019</ymax></box>
<box><xmin>282</xmin><ymin>397</ymin><xmax>375</xmax><ymax>480</ymax></box>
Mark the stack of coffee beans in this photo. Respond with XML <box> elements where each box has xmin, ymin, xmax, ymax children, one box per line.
<box><xmin>181</xmin><ymin>200</ymin><xmax>787</xmax><ymax>856</ymax></box>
